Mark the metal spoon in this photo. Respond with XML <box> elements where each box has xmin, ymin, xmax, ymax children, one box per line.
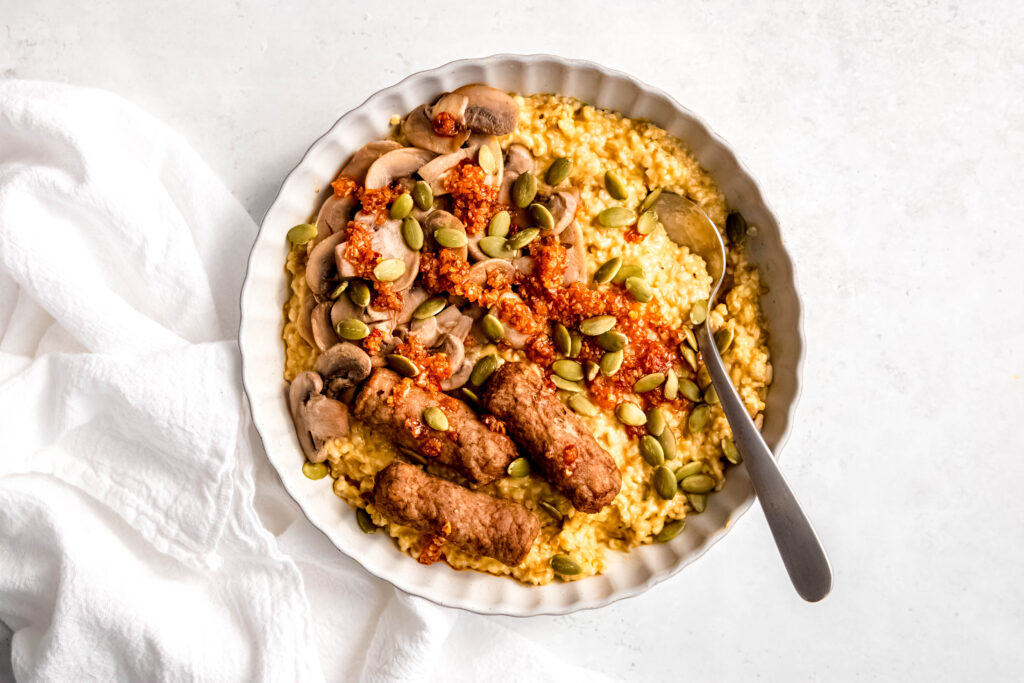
<box><xmin>654</xmin><ymin>192</ymin><xmax>832</xmax><ymax>602</ymax></box>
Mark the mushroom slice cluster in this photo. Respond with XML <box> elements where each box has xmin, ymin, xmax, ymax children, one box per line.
<box><xmin>402</xmin><ymin>85</ymin><xmax>519</xmax><ymax>156</ymax></box>
<box><xmin>289</xmin><ymin>371</ymin><xmax>351</xmax><ymax>463</ymax></box>
<box><xmin>315</xmin><ymin>342</ymin><xmax>372</xmax><ymax>400</ymax></box>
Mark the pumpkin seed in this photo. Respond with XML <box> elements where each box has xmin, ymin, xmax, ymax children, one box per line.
<box><xmin>639</xmin><ymin>435</ymin><xmax>665</xmax><ymax>467</ymax></box>
<box><xmin>356</xmin><ymin>507</ymin><xmax>377</xmax><ymax>533</ymax></box>
<box><xmin>600</xmin><ymin>350</ymin><xmax>623</xmax><ymax>376</ymax></box>
<box><xmin>633</xmin><ymin>372</ymin><xmax>666</xmax><ymax>393</ymax></box>
<box><xmin>612</xmin><ymin>264</ymin><xmax>644</xmax><ymax>284</ymax></box>
<box><xmin>328</xmin><ymin>281</ymin><xmax>349</xmax><ymax>300</ymax></box>
<box><xmin>645</xmin><ymin>407</ymin><xmax>666</xmax><ymax>436</ymax></box>
<box><xmin>596</xmin><ymin>330</ymin><xmax>628</xmax><ymax>352</ymax></box>
<box><xmin>657</xmin><ymin>427</ymin><xmax>677</xmax><ymax>460</ymax></box>
<box><xmin>704</xmin><ymin>385</ymin><xmax>720</xmax><ymax>405</ymax></box>
<box><xmin>663</xmin><ymin>369</ymin><xmax>678</xmax><ymax>400</ymax></box>
<box><xmin>479</xmin><ymin>235</ymin><xmax>515</xmax><ymax>259</ymax></box>
<box><xmin>402</xmin><ymin>216</ymin><xmax>424</xmax><ymax>250</ymax></box>
<box><xmin>470</xmin><ymin>354</ymin><xmax>500</xmax><ymax>386</ymax></box>
<box><xmin>654</xmin><ymin>518</ymin><xmax>685</xmax><ymax>542</ymax></box>
<box><xmin>715</xmin><ymin>326</ymin><xmax>734</xmax><ymax>354</ymax></box>
<box><xmin>679</xmin><ymin>378</ymin><xmax>702</xmax><ymax>402</ymax></box>
<box><xmin>552</xmin><ymin>323</ymin><xmax>571</xmax><ymax>356</ymax></box>
<box><xmin>604</xmin><ymin>170</ymin><xmax>628</xmax><ymax>200</ymax></box>
<box><xmin>683</xmin><ymin>327</ymin><xmax>698</xmax><ymax>351</ymax></box>
<box><xmin>477</xmin><ymin>144</ymin><xmax>497</xmax><ymax>173</ymax></box>
<box><xmin>512</xmin><ymin>171</ymin><xmax>537</xmax><ymax>208</ymax></box>
<box><xmin>550</xmin><ymin>554</ymin><xmax>582</xmax><ymax>575</ymax></box>
<box><xmin>653</xmin><ymin>465</ymin><xmax>678</xmax><ymax>500</ymax></box>
<box><xmin>302</xmin><ymin>461</ymin><xmax>328</xmax><ymax>479</ymax></box>
<box><xmin>287</xmin><ymin>223</ymin><xmax>317</xmax><ymax>245</ymax></box>
<box><xmin>373</xmin><ymin>258</ymin><xmax>406</xmax><ymax>282</ymax></box>
<box><xmin>583</xmin><ymin>360</ymin><xmax>600</xmax><ymax>382</ymax></box>
<box><xmin>481</xmin><ymin>314</ymin><xmax>505</xmax><ymax>341</ymax></box>
<box><xmin>488</xmin><ymin>210</ymin><xmax>511</xmax><ymax>237</ymax></box>
<box><xmin>568</xmin><ymin>332</ymin><xmax>582</xmax><ymax>358</ymax></box>
<box><xmin>625</xmin><ymin>276</ymin><xmax>653</xmax><ymax>303</ymax></box>
<box><xmin>593</xmin><ymin>257</ymin><xmax>622</xmax><ymax>284</ymax></box>
<box><xmin>412</xmin><ymin>180</ymin><xmax>433</xmax><ymax>211</ymax></box>
<box><xmin>675</xmin><ymin>461</ymin><xmax>703</xmax><ymax>481</ymax></box>
<box><xmin>697</xmin><ymin>365</ymin><xmax>712</xmax><ymax>389</ymax></box>
<box><xmin>551</xmin><ymin>375</ymin><xmax>584</xmax><ymax>392</ymax></box>
<box><xmin>423</xmin><ymin>406</ymin><xmax>448</xmax><ymax>431</ymax></box>
<box><xmin>722</xmin><ymin>437</ymin><xmax>742</xmax><ymax>465</ymax></box>
<box><xmin>529</xmin><ymin>203</ymin><xmax>555</xmax><ymax>230</ymax></box>
<box><xmin>579</xmin><ymin>315</ymin><xmax>616</xmax><ymax>336</ymax></box>
<box><xmin>615</xmin><ymin>402</ymin><xmax>646</xmax><ymax>426</ymax></box>
<box><xmin>434</xmin><ymin>227</ymin><xmax>468</xmax><ymax>249</ymax></box>
<box><xmin>336</xmin><ymin>318</ymin><xmax>369</xmax><ymax>341</ymax></box>
<box><xmin>639</xmin><ymin>187</ymin><xmax>663</xmax><ymax>213</ymax></box>
<box><xmin>552</xmin><ymin>359</ymin><xmax>584</xmax><ymax>382</ymax></box>
<box><xmin>597</xmin><ymin>206</ymin><xmax>636</xmax><ymax>228</ymax></box>
<box><xmin>386</xmin><ymin>354</ymin><xmax>420</xmax><ymax>378</ymax></box>
<box><xmin>507</xmin><ymin>227</ymin><xmax>539</xmax><ymax>250</ymax></box>
<box><xmin>546</xmin><ymin>157</ymin><xmax>572</xmax><ymax>185</ymax></box>
<box><xmin>681</xmin><ymin>473</ymin><xmax>715</xmax><ymax>494</ymax></box>
<box><xmin>688</xmin><ymin>404</ymin><xmax>711</xmax><ymax>433</ymax></box>
<box><xmin>460</xmin><ymin>387</ymin><xmax>479</xmax><ymax>405</ymax></box>
<box><xmin>390</xmin><ymin>192</ymin><xmax>413</xmax><ymax>220</ymax></box>
<box><xmin>636</xmin><ymin>209</ymin><xmax>661</xmax><ymax>235</ymax></box>
<box><xmin>348</xmin><ymin>280</ymin><xmax>371</xmax><ymax>307</ymax></box>
<box><xmin>413</xmin><ymin>296</ymin><xmax>447</xmax><ymax>320</ymax></box>
<box><xmin>726</xmin><ymin>211</ymin><xmax>748</xmax><ymax>244</ymax></box>
<box><xmin>568</xmin><ymin>393</ymin><xmax>599</xmax><ymax>416</ymax></box>
<box><xmin>398</xmin><ymin>446</ymin><xmax>427</xmax><ymax>465</ymax></box>
<box><xmin>507</xmin><ymin>456</ymin><xmax>531</xmax><ymax>478</ymax></box>
<box><xmin>539</xmin><ymin>500</ymin><xmax>563</xmax><ymax>521</ymax></box>
<box><xmin>687</xmin><ymin>493</ymin><xmax>708</xmax><ymax>513</ymax></box>
<box><xmin>680</xmin><ymin>345</ymin><xmax>698</xmax><ymax>371</ymax></box>
<box><xmin>690</xmin><ymin>299</ymin><xmax>709</xmax><ymax>325</ymax></box>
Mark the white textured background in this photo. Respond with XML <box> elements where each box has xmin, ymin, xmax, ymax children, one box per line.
<box><xmin>3</xmin><ymin>0</ymin><xmax>1023</xmax><ymax>680</ymax></box>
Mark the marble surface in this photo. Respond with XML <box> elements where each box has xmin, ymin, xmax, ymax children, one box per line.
<box><xmin>3</xmin><ymin>0</ymin><xmax>1023</xmax><ymax>680</ymax></box>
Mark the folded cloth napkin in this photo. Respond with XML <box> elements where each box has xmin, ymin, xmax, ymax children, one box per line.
<box><xmin>0</xmin><ymin>80</ymin><xmax>610</xmax><ymax>683</ymax></box>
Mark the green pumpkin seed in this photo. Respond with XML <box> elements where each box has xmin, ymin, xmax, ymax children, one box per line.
<box><xmin>460</xmin><ymin>387</ymin><xmax>479</xmax><ymax>405</ymax></box>
<box><xmin>568</xmin><ymin>393</ymin><xmax>599</xmax><ymax>416</ymax></box>
<box><xmin>550</xmin><ymin>554</ymin><xmax>582</xmax><ymax>576</ymax></box>
<box><xmin>690</xmin><ymin>299</ymin><xmax>709</xmax><ymax>325</ymax></box>
<box><xmin>477</xmin><ymin>235</ymin><xmax>514</xmax><ymax>259</ymax></box>
<box><xmin>423</xmin><ymin>406</ymin><xmax>449</xmax><ymax>431</ymax></box>
<box><xmin>356</xmin><ymin>507</ymin><xmax>377</xmax><ymax>533</ymax></box>
<box><xmin>654</xmin><ymin>518</ymin><xmax>685</xmax><ymax>542</ymax></box>
<box><xmin>681</xmin><ymin>473</ymin><xmax>715</xmax><ymax>494</ymax></box>
<box><xmin>697</xmin><ymin>365</ymin><xmax>712</xmax><ymax>389</ymax></box>
<box><xmin>636</xmin><ymin>209</ymin><xmax>661</xmax><ymax>235</ymax></box>
<box><xmin>639</xmin><ymin>435</ymin><xmax>665</xmax><ymax>467</ymax></box>
<box><xmin>625</xmin><ymin>276</ymin><xmax>653</xmax><ymax>303</ymax></box>
<box><xmin>633</xmin><ymin>372</ymin><xmax>666</xmax><ymax>393</ymax></box>
<box><xmin>704</xmin><ymin>385</ymin><xmax>720</xmax><ymax>405</ymax></box>
<box><xmin>546</xmin><ymin>157</ymin><xmax>572</xmax><ymax>185</ymax></box>
<box><xmin>539</xmin><ymin>500</ymin><xmax>563</xmax><ymax>521</ymax></box>
<box><xmin>412</xmin><ymin>180</ymin><xmax>433</xmax><ymax>211</ymax></box>
<box><xmin>552</xmin><ymin>322</ymin><xmax>571</xmax><ymax>356</ymax></box>
<box><xmin>726</xmin><ymin>211</ymin><xmax>748</xmax><ymax>244</ymax></box>
<box><xmin>402</xmin><ymin>216</ymin><xmax>424</xmax><ymax>250</ymax></box>
<box><xmin>715</xmin><ymin>327</ymin><xmax>734</xmax><ymax>354</ymax></box>
<box><xmin>596</xmin><ymin>330</ymin><xmax>628</xmax><ymax>352</ymax></box>
<box><xmin>600</xmin><ymin>350</ymin><xmax>623</xmax><ymax>376</ymax></box>
<box><xmin>348</xmin><ymin>280</ymin><xmax>371</xmax><ymax>307</ymax></box>
<box><xmin>679</xmin><ymin>378</ymin><xmax>702</xmax><ymax>402</ymax></box>
<box><xmin>568</xmin><ymin>332</ymin><xmax>582</xmax><ymax>358</ymax></box>
<box><xmin>336</xmin><ymin>318</ymin><xmax>369</xmax><ymax>341</ymax></box>
<box><xmin>287</xmin><ymin>223</ymin><xmax>318</xmax><ymax>245</ymax></box>
<box><xmin>680</xmin><ymin>345</ymin><xmax>698</xmax><ymax>371</ymax></box>
<box><xmin>551</xmin><ymin>375</ymin><xmax>584</xmax><ymax>392</ymax></box>
<box><xmin>488</xmin><ymin>210</ymin><xmax>511</xmax><ymax>237</ymax></box>
<box><xmin>302</xmin><ymin>461</ymin><xmax>328</xmax><ymax>479</ymax></box>
<box><xmin>687</xmin><ymin>493</ymin><xmax>708</xmax><ymax>513</ymax></box>
<box><xmin>398</xmin><ymin>446</ymin><xmax>428</xmax><ymax>465</ymax></box>
<box><xmin>653</xmin><ymin>465</ymin><xmax>678</xmax><ymax>500</ymax></box>
<box><xmin>683</xmin><ymin>327</ymin><xmax>698</xmax><ymax>351</ymax></box>
<box><xmin>583</xmin><ymin>360</ymin><xmax>600</xmax><ymax>382</ymax></box>
<box><xmin>688</xmin><ymin>404</ymin><xmax>711</xmax><ymax>433</ymax></box>
<box><xmin>645</xmin><ymin>407</ymin><xmax>666</xmax><ymax>436</ymax></box>
<box><xmin>477</xmin><ymin>144</ymin><xmax>498</xmax><ymax>174</ymax></box>
<box><xmin>612</xmin><ymin>264</ymin><xmax>644</xmax><ymax>284</ymax></box>
<box><xmin>507</xmin><ymin>456</ymin><xmax>531</xmax><ymax>478</ymax></box>
<box><xmin>597</xmin><ymin>206</ymin><xmax>636</xmax><ymax>228</ymax></box>
<box><xmin>604</xmin><ymin>170</ymin><xmax>628</xmax><ymax>200</ymax></box>
<box><xmin>470</xmin><ymin>354</ymin><xmax>500</xmax><ymax>386</ymax></box>
<box><xmin>593</xmin><ymin>257</ymin><xmax>622</xmax><ymax>284</ymax></box>
<box><xmin>390</xmin><ymin>192</ymin><xmax>413</xmax><ymax>220</ymax></box>
<box><xmin>674</xmin><ymin>461</ymin><xmax>703</xmax><ymax>481</ymax></box>
<box><xmin>722</xmin><ymin>437</ymin><xmax>742</xmax><ymax>465</ymax></box>
<box><xmin>580</xmin><ymin>315</ymin><xmax>617</xmax><ymax>336</ymax></box>
<box><xmin>434</xmin><ymin>227</ymin><xmax>468</xmax><ymax>249</ymax></box>
<box><xmin>373</xmin><ymin>258</ymin><xmax>406</xmax><ymax>282</ymax></box>
<box><xmin>413</xmin><ymin>295</ymin><xmax>447</xmax><ymax>320</ymax></box>
<box><xmin>663</xmin><ymin>369</ymin><xmax>678</xmax><ymax>400</ymax></box>
<box><xmin>507</xmin><ymin>228</ymin><xmax>540</xmax><ymax>250</ymax></box>
<box><xmin>513</xmin><ymin>172</ymin><xmax>537</xmax><ymax>208</ymax></box>
<box><xmin>657</xmin><ymin>427</ymin><xmax>677</xmax><ymax>460</ymax></box>
<box><xmin>386</xmin><ymin>354</ymin><xmax>420</xmax><ymax>378</ymax></box>
<box><xmin>615</xmin><ymin>402</ymin><xmax>647</xmax><ymax>426</ymax></box>
<box><xmin>529</xmin><ymin>203</ymin><xmax>555</xmax><ymax>230</ymax></box>
<box><xmin>481</xmin><ymin>314</ymin><xmax>505</xmax><ymax>341</ymax></box>
<box><xmin>639</xmin><ymin>187</ymin><xmax>663</xmax><ymax>213</ymax></box>
<box><xmin>329</xmin><ymin>281</ymin><xmax>349</xmax><ymax>300</ymax></box>
<box><xmin>552</xmin><ymin>359</ymin><xmax>584</xmax><ymax>382</ymax></box>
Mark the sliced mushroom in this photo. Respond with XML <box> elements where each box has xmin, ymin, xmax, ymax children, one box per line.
<box><xmin>418</xmin><ymin>148</ymin><xmax>470</xmax><ymax>195</ymax></box>
<box><xmin>561</xmin><ymin>222</ymin><xmax>587</xmax><ymax>286</ymax></box>
<box><xmin>335</xmin><ymin>219</ymin><xmax>420</xmax><ymax>291</ymax></box>
<box><xmin>396</xmin><ymin>287</ymin><xmax>430</xmax><ymax>326</ymax></box>
<box><xmin>330</xmin><ymin>293</ymin><xmax>365</xmax><ymax>328</ymax></box>
<box><xmin>315</xmin><ymin>342</ymin><xmax>372</xmax><ymax>396</ymax></box>
<box><xmin>289</xmin><ymin>371</ymin><xmax>350</xmax><ymax>462</ymax></box>
<box><xmin>296</xmin><ymin>292</ymin><xmax>316</xmax><ymax>347</ymax></box>
<box><xmin>428</xmin><ymin>92</ymin><xmax>470</xmax><ymax>122</ymax></box>
<box><xmin>467</xmin><ymin>258</ymin><xmax>517</xmax><ymax>287</ymax></box>
<box><xmin>512</xmin><ymin>256</ymin><xmax>534</xmax><ymax>276</ymax></box>
<box><xmin>313</xmin><ymin>195</ymin><xmax>357</xmax><ymax>249</ymax></box>
<box><xmin>403</xmin><ymin>316</ymin><xmax>441</xmax><ymax>348</ymax></box>
<box><xmin>489</xmin><ymin>292</ymin><xmax>532</xmax><ymax>349</ymax></box>
<box><xmin>546</xmin><ymin>190</ymin><xmax>579</xmax><ymax>236</ymax></box>
<box><xmin>339</xmin><ymin>140</ymin><xmax>403</xmax><ymax>183</ymax></box>
<box><xmin>311</xmin><ymin>301</ymin><xmax>341</xmax><ymax>352</ymax></box>
<box><xmin>467</xmin><ymin>134</ymin><xmax>503</xmax><ymax>187</ymax></box>
<box><xmin>364</xmin><ymin>147</ymin><xmax>436</xmax><ymax>191</ymax></box>
<box><xmin>505</xmin><ymin>143</ymin><xmax>534</xmax><ymax>175</ymax></box>
<box><xmin>306</xmin><ymin>231</ymin><xmax>347</xmax><ymax>298</ymax></box>
<box><xmin>453</xmin><ymin>84</ymin><xmax>519</xmax><ymax>136</ymax></box>
<box><xmin>436</xmin><ymin>333</ymin><xmax>468</xmax><ymax>391</ymax></box>
<box><xmin>424</xmin><ymin>211</ymin><xmax>468</xmax><ymax>261</ymax></box>
<box><xmin>402</xmin><ymin>104</ymin><xmax>470</xmax><ymax>154</ymax></box>
<box><xmin>435</xmin><ymin>305</ymin><xmax>474</xmax><ymax>341</ymax></box>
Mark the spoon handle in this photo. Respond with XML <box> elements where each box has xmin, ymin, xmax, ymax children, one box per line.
<box><xmin>696</xmin><ymin>323</ymin><xmax>832</xmax><ymax>602</ymax></box>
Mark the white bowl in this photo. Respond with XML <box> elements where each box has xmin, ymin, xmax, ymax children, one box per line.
<box><xmin>239</xmin><ymin>54</ymin><xmax>803</xmax><ymax>616</ymax></box>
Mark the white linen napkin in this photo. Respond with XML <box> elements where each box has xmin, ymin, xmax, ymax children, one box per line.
<box><xmin>0</xmin><ymin>80</ymin><xmax>609</xmax><ymax>683</ymax></box>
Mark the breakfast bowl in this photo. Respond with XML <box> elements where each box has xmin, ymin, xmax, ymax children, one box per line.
<box><xmin>238</xmin><ymin>54</ymin><xmax>803</xmax><ymax>616</ymax></box>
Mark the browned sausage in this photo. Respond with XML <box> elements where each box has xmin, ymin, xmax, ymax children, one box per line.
<box><xmin>353</xmin><ymin>368</ymin><xmax>518</xmax><ymax>487</ymax></box>
<box><xmin>373</xmin><ymin>461</ymin><xmax>540</xmax><ymax>566</ymax></box>
<box><xmin>481</xmin><ymin>363</ymin><xmax>621</xmax><ymax>513</ymax></box>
